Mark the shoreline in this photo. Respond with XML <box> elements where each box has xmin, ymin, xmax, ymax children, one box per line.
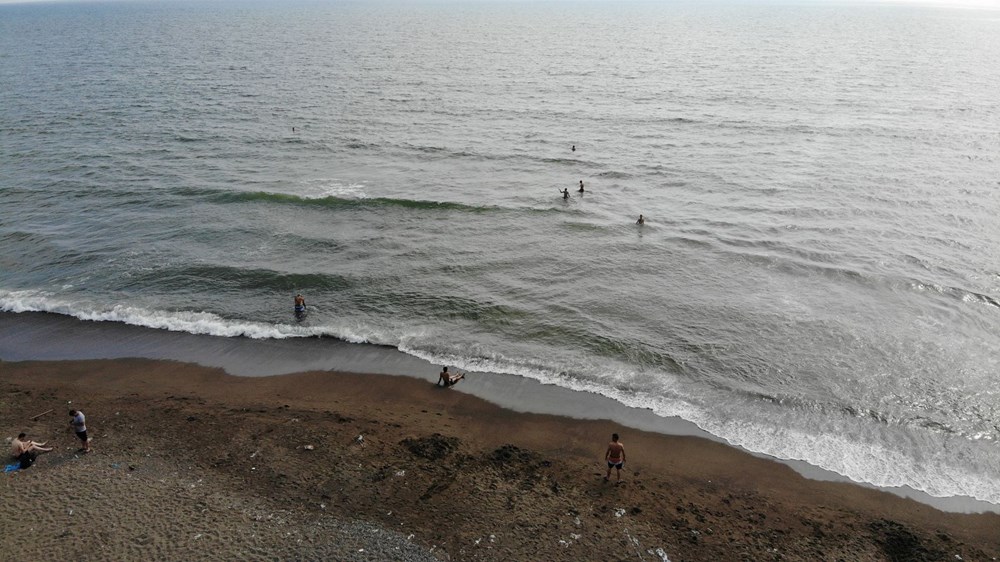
<box><xmin>2</xmin><ymin>357</ymin><xmax>998</xmax><ymax>561</ymax></box>
<box><xmin>1</xmin><ymin>311</ymin><xmax>996</xmax><ymax>515</ymax></box>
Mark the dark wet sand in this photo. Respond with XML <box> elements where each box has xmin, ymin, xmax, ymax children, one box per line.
<box><xmin>2</xmin><ymin>359</ymin><xmax>997</xmax><ymax>561</ymax></box>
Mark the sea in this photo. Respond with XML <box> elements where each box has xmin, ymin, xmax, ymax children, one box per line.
<box><xmin>1</xmin><ymin>0</ymin><xmax>998</xmax><ymax>509</ymax></box>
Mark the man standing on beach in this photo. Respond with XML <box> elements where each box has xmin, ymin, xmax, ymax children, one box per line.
<box><xmin>604</xmin><ymin>433</ymin><xmax>625</xmax><ymax>482</ymax></box>
<box><xmin>69</xmin><ymin>409</ymin><xmax>90</xmax><ymax>453</ymax></box>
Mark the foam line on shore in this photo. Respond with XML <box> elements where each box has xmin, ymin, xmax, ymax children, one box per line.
<box><xmin>0</xmin><ymin>311</ymin><xmax>996</xmax><ymax>514</ymax></box>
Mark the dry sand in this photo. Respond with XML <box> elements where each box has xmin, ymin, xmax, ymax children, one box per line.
<box><xmin>2</xmin><ymin>359</ymin><xmax>997</xmax><ymax>561</ymax></box>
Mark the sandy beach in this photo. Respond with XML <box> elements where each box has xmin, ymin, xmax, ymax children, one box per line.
<box><xmin>2</xmin><ymin>358</ymin><xmax>998</xmax><ymax>561</ymax></box>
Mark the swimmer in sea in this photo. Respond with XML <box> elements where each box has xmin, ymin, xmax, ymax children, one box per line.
<box><xmin>560</xmin><ymin>188</ymin><xmax>570</xmax><ymax>199</ymax></box>
<box><xmin>636</xmin><ymin>214</ymin><xmax>644</xmax><ymax>225</ymax></box>
<box><xmin>294</xmin><ymin>293</ymin><xmax>306</xmax><ymax>316</ymax></box>
<box><xmin>578</xmin><ymin>180</ymin><xmax>585</xmax><ymax>192</ymax></box>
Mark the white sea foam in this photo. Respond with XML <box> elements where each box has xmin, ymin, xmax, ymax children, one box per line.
<box><xmin>3</xmin><ymin>289</ymin><xmax>997</xmax><ymax>506</ymax></box>
<box><xmin>300</xmin><ymin>178</ymin><xmax>368</xmax><ymax>200</ymax></box>
<box><xmin>0</xmin><ymin>290</ymin><xmax>321</xmax><ymax>340</ymax></box>
<box><xmin>400</xmin><ymin>339</ymin><xmax>1000</xmax><ymax>505</ymax></box>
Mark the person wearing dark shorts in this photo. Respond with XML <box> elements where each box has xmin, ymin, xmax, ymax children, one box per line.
<box><xmin>437</xmin><ymin>367</ymin><xmax>465</xmax><ymax>387</ymax></box>
<box><xmin>69</xmin><ymin>409</ymin><xmax>90</xmax><ymax>452</ymax></box>
<box><xmin>604</xmin><ymin>433</ymin><xmax>625</xmax><ymax>482</ymax></box>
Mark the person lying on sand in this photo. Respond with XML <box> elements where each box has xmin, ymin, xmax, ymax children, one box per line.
<box><xmin>437</xmin><ymin>367</ymin><xmax>465</xmax><ymax>387</ymax></box>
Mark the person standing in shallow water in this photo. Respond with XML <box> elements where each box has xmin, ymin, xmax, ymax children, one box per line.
<box><xmin>604</xmin><ymin>433</ymin><xmax>625</xmax><ymax>482</ymax></box>
<box><xmin>636</xmin><ymin>214</ymin><xmax>644</xmax><ymax>225</ymax></box>
<box><xmin>578</xmin><ymin>180</ymin><xmax>585</xmax><ymax>192</ymax></box>
<box><xmin>560</xmin><ymin>188</ymin><xmax>570</xmax><ymax>199</ymax></box>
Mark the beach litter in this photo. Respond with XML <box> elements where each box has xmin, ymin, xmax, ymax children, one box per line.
<box><xmin>650</xmin><ymin>547</ymin><xmax>672</xmax><ymax>562</ymax></box>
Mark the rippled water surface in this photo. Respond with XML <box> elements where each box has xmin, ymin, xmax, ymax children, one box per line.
<box><xmin>2</xmin><ymin>0</ymin><xmax>999</xmax><ymax>504</ymax></box>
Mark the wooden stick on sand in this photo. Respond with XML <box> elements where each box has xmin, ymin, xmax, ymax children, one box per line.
<box><xmin>30</xmin><ymin>409</ymin><xmax>54</xmax><ymax>420</ymax></box>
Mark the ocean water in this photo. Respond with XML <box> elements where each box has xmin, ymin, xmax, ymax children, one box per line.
<box><xmin>2</xmin><ymin>0</ymin><xmax>999</xmax><ymax>506</ymax></box>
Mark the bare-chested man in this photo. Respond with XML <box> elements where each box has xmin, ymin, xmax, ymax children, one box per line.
<box><xmin>11</xmin><ymin>432</ymin><xmax>52</xmax><ymax>468</ymax></box>
<box><xmin>604</xmin><ymin>433</ymin><xmax>626</xmax><ymax>482</ymax></box>
<box><xmin>437</xmin><ymin>366</ymin><xmax>465</xmax><ymax>387</ymax></box>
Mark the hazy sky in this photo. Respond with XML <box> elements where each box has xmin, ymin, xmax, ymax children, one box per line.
<box><xmin>1</xmin><ymin>0</ymin><xmax>998</xmax><ymax>9</ymax></box>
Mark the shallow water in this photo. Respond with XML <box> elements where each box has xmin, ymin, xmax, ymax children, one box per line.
<box><xmin>2</xmin><ymin>0</ymin><xmax>998</xmax><ymax>505</ymax></box>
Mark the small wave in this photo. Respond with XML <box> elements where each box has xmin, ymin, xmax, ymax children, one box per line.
<box><xmin>908</xmin><ymin>281</ymin><xmax>1000</xmax><ymax>310</ymax></box>
<box><xmin>559</xmin><ymin>221</ymin><xmax>610</xmax><ymax>233</ymax></box>
<box><xmin>345</xmin><ymin>141</ymin><xmax>379</xmax><ymax>150</ymax></box>
<box><xmin>0</xmin><ymin>290</ymin><xmax>328</xmax><ymax>340</ymax></box>
<box><xmin>540</xmin><ymin>157</ymin><xmax>585</xmax><ymax>166</ymax></box>
<box><xmin>175</xmin><ymin>186</ymin><xmax>570</xmax><ymax>216</ymax></box>
<box><xmin>121</xmin><ymin>264</ymin><xmax>352</xmax><ymax>294</ymax></box>
<box><xmin>178</xmin><ymin>187</ymin><xmax>492</xmax><ymax>213</ymax></box>
<box><xmin>1</xmin><ymin>230</ymin><xmax>51</xmax><ymax>245</ymax></box>
<box><xmin>596</xmin><ymin>170</ymin><xmax>633</xmax><ymax>179</ymax></box>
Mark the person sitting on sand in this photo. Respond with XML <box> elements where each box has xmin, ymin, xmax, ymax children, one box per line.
<box><xmin>636</xmin><ymin>214</ymin><xmax>644</xmax><ymax>225</ymax></box>
<box><xmin>11</xmin><ymin>432</ymin><xmax>52</xmax><ymax>469</ymax></box>
<box><xmin>437</xmin><ymin>367</ymin><xmax>465</xmax><ymax>387</ymax></box>
<box><xmin>604</xmin><ymin>433</ymin><xmax>625</xmax><ymax>482</ymax></box>
<box><xmin>11</xmin><ymin>433</ymin><xmax>52</xmax><ymax>459</ymax></box>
